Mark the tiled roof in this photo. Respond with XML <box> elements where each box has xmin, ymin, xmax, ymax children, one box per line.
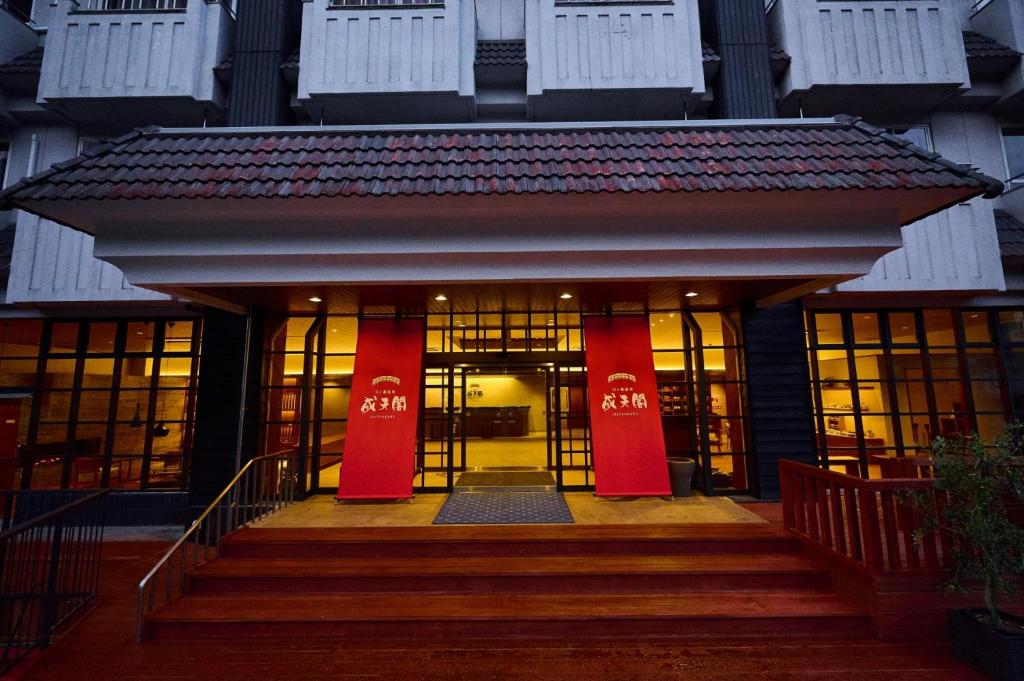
<box><xmin>475</xmin><ymin>40</ymin><xmax>526</xmax><ymax>67</ymax></box>
<box><xmin>0</xmin><ymin>117</ymin><xmax>1003</xmax><ymax>205</ymax></box>
<box><xmin>0</xmin><ymin>47</ymin><xmax>43</xmax><ymax>75</ymax></box>
<box><xmin>963</xmin><ymin>31</ymin><xmax>1020</xmax><ymax>60</ymax></box>
<box><xmin>995</xmin><ymin>209</ymin><xmax>1024</xmax><ymax>258</ymax></box>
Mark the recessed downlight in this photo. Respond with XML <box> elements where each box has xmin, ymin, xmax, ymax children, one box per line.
<box><xmin>308</xmin><ymin>296</ymin><xmax>322</xmax><ymax>303</ymax></box>
<box><xmin>434</xmin><ymin>294</ymin><xmax>448</xmax><ymax>302</ymax></box>
<box><xmin>685</xmin><ymin>291</ymin><xmax>699</xmax><ymax>298</ymax></box>
<box><xmin>560</xmin><ymin>292</ymin><xmax>573</xmax><ymax>300</ymax></box>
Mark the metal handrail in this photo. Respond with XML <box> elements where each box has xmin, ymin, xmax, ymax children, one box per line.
<box><xmin>135</xmin><ymin>451</ymin><xmax>298</xmax><ymax>643</ymax></box>
<box><xmin>0</xmin><ymin>489</ymin><xmax>108</xmax><ymax>675</ymax></box>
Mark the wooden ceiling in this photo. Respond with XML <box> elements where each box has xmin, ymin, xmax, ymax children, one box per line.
<box><xmin>195</xmin><ymin>279</ymin><xmax>815</xmax><ymax>315</ymax></box>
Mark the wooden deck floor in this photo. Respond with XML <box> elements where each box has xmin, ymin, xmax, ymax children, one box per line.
<box><xmin>12</xmin><ymin>506</ymin><xmax>986</xmax><ymax>680</ymax></box>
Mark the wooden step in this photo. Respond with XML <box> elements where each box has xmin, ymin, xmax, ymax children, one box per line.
<box><xmin>188</xmin><ymin>554</ymin><xmax>833</xmax><ymax>595</ymax></box>
<box><xmin>146</xmin><ymin>592</ymin><xmax>873</xmax><ymax>641</ymax></box>
<box><xmin>221</xmin><ymin>524</ymin><xmax>797</xmax><ymax>559</ymax></box>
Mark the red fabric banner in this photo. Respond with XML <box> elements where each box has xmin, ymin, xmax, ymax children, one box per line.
<box><xmin>336</xmin><ymin>318</ymin><xmax>424</xmax><ymax>500</ymax></box>
<box><xmin>583</xmin><ymin>316</ymin><xmax>671</xmax><ymax>497</ymax></box>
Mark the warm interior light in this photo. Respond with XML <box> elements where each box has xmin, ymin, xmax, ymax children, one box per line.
<box><xmin>308</xmin><ymin>296</ymin><xmax>322</xmax><ymax>303</ymax></box>
<box><xmin>685</xmin><ymin>291</ymin><xmax>699</xmax><ymax>298</ymax></box>
<box><xmin>560</xmin><ymin>292</ymin><xmax>573</xmax><ymax>299</ymax></box>
<box><xmin>434</xmin><ymin>294</ymin><xmax>448</xmax><ymax>301</ymax></box>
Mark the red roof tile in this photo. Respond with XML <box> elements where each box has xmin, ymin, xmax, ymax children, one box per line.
<box><xmin>0</xmin><ymin>117</ymin><xmax>1003</xmax><ymax>207</ymax></box>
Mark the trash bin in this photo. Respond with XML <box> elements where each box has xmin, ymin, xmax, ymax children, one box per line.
<box><xmin>667</xmin><ymin>458</ymin><xmax>696</xmax><ymax>497</ymax></box>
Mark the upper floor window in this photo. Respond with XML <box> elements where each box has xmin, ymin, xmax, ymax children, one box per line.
<box><xmin>0</xmin><ymin>142</ymin><xmax>10</xmax><ymax>190</ymax></box>
<box><xmin>3</xmin><ymin>0</ymin><xmax>33</xmax><ymax>22</ymax></box>
<box><xmin>77</xmin><ymin>137</ymin><xmax>108</xmax><ymax>155</ymax></box>
<box><xmin>78</xmin><ymin>0</ymin><xmax>186</xmax><ymax>10</ymax></box>
<box><xmin>886</xmin><ymin>126</ymin><xmax>933</xmax><ymax>152</ymax></box>
<box><xmin>329</xmin><ymin>0</ymin><xmax>443</xmax><ymax>6</ymax></box>
<box><xmin>1001</xmin><ymin>127</ymin><xmax>1024</xmax><ymax>187</ymax></box>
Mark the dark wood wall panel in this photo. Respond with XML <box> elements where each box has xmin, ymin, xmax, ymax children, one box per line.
<box><xmin>227</xmin><ymin>0</ymin><xmax>302</xmax><ymax>127</ymax></box>
<box><xmin>189</xmin><ymin>308</ymin><xmax>266</xmax><ymax>508</ymax></box>
<box><xmin>741</xmin><ymin>301</ymin><xmax>816</xmax><ymax>499</ymax></box>
<box><xmin>700</xmin><ymin>0</ymin><xmax>777</xmax><ymax>119</ymax></box>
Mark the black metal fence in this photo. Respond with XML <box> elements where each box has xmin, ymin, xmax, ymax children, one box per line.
<box><xmin>0</xmin><ymin>489</ymin><xmax>108</xmax><ymax>675</ymax></box>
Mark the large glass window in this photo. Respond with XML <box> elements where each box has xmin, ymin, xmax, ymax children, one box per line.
<box><xmin>1001</xmin><ymin>127</ymin><xmax>1024</xmax><ymax>186</ymax></box>
<box><xmin>807</xmin><ymin>308</ymin><xmax>1015</xmax><ymax>477</ymax></box>
<box><xmin>261</xmin><ymin>308</ymin><xmax>749</xmax><ymax>495</ymax></box>
<box><xmin>10</xmin><ymin>318</ymin><xmax>201</xmax><ymax>491</ymax></box>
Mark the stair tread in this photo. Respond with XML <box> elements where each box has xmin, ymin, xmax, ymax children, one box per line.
<box><xmin>225</xmin><ymin>524</ymin><xmax>791</xmax><ymax>545</ymax></box>
<box><xmin>151</xmin><ymin>592</ymin><xmax>866</xmax><ymax>623</ymax></box>
<box><xmin>194</xmin><ymin>554</ymin><xmax>825</xmax><ymax>578</ymax></box>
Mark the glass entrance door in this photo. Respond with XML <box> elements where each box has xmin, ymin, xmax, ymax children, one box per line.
<box><xmin>419</xmin><ymin>359</ymin><xmax>592</xmax><ymax>492</ymax></box>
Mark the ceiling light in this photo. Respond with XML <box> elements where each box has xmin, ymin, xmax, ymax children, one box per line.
<box><xmin>547</xmin><ymin>320</ymin><xmax>555</xmax><ymax>326</ymax></box>
<box><xmin>308</xmin><ymin>296</ymin><xmax>322</xmax><ymax>303</ymax></box>
<box><xmin>685</xmin><ymin>291</ymin><xmax>698</xmax><ymax>298</ymax></box>
<box><xmin>434</xmin><ymin>294</ymin><xmax>448</xmax><ymax>301</ymax></box>
<box><xmin>560</xmin><ymin>292</ymin><xmax>573</xmax><ymax>300</ymax></box>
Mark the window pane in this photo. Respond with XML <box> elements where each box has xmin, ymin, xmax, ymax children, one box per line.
<box><xmin>815</xmin><ymin>348</ymin><xmax>849</xmax><ymax>381</ymax></box>
<box><xmin>814</xmin><ymin>313</ymin><xmax>843</xmax><ymax>345</ymax></box>
<box><xmin>164</xmin><ymin>321</ymin><xmax>194</xmax><ymax>353</ymax></box>
<box><xmin>923</xmin><ymin>309</ymin><xmax>955</xmax><ymax>346</ymax></box>
<box><xmin>932</xmin><ymin>381</ymin><xmax>969</xmax><ymax>413</ymax></box>
<box><xmin>76</xmin><ymin>390</ymin><xmax>112</xmax><ymax>424</ymax></box>
<box><xmin>967</xmin><ymin>350</ymin><xmax>1000</xmax><ymax>379</ymax></box>
<box><xmin>852</xmin><ymin>349</ymin><xmax>887</xmax><ymax>380</ymax></box>
<box><xmin>0</xmin><ymin>320</ymin><xmax>42</xmax><ymax>358</ymax></box>
<box><xmin>650</xmin><ymin>315</ymin><xmax>683</xmax><ymax>349</ymax></box>
<box><xmin>888</xmin><ymin>313</ymin><xmax>918</xmax><ymax>344</ymax></box>
<box><xmin>900</xmin><ymin>414</ymin><xmax>934</xmax><ymax>449</ymax></box>
<box><xmin>977</xmin><ymin>413</ymin><xmax>1008</xmax><ymax>441</ymax></box>
<box><xmin>49</xmin><ymin>323</ymin><xmax>79</xmax><ymax>354</ymax></box>
<box><xmin>86</xmin><ymin>322</ymin><xmax>117</xmax><ymax>353</ymax></box>
<box><xmin>895</xmin><ymin>382</ymin><xmax>930</xmax><ymax>414</ymax></box>
<box><xmin>125</xmin><ymin>322</ymin><xmax>156</xmax><ymax>353</ymax></box>
<box><xmin>972</xmin><ymin>381</ymin><xmax>1005</xmax><ymax>413</ymax></box>
<box><xmin>998</xmin><ymin>311</ymin><xmax>1024</xmax><ymax>343</ymax></box>
<box><xmin>1002</xmin><ymin>127</ymin><xmax>1024</xmax><ymax>181</ymax></box>
<box><xmin>852</xmin><ymin>313</ymin><xmax>880</xmax><ymax>345</ymax></box>
<box><xmin>0</xmin><ymin>359</ymin><xmax>38</xmax><ymax>388</ymax></box>
<box><xmin>37</xmin><ymin>391</ymin><xmax>72</xmax><ymax>423</ymax></box>
<box><xmin>890</xmin><ymin>349</ymin><xmax>924</xmax><ymax>380</ymax></box>
<box><xmin>324</xmin><ymin>317</ymin><xmax>358</xmax><ymax>354</ymax></box>
<box><xmin>929</xmin><ymin>350</ymin><xmax>963</xmax><ymax>381</ymax></box>
<box><xmin>82</xmin><ymin>358</ymin><xmax>115</xmax><ymax>388</ymax></box>
<box><xmin>961</xmin><ymin>312</ymin><xmax>991</xmax><ymax>343</ymax></box>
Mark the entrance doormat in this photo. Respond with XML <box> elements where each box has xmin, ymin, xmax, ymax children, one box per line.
<box><xmin>455</xmin><ymin>471</ymin><xmax>556</xmax><ymax>487</ymax></box>
<box><xmin>432</xmin><ymin>492</ymin><xmax>574</xmax><ymax>525</ymax></box>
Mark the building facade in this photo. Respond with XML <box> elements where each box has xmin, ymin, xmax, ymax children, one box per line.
<box><xmin>0</xmin><ymin>0</ymin><xmax>1022</xmax><ymax>520</ymax></box>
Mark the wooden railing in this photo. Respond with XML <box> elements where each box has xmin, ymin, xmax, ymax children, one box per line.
<box><xmin>780</xmin><ymin>460</ymin><xmax>951</xmax><ymax>575</ymax></box>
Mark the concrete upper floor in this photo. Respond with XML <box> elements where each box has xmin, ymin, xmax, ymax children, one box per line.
<box><xmin>4</xmin><ymin>0</ymin><xmax>1024</xmax><ymax>125</ymax></box>
<box><xmin>3</xmin><ymin>0</ymin><xmax>1024</xmax><ymax>307</ymax></box>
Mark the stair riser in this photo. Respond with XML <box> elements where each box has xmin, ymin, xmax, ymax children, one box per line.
<box><xmin>188</xmin><ymin>572</ymin><xmax>834</xmax><ymax>595</ymax></box>
<box><xmin>220</xmin><ymin>540</ymin><xmax>799</xmax><ymax>560</ymax></box>
<box><xmin>147</xmin><ymin>614</ymin><xmax>874</xmax><ymax>641</ymax></box>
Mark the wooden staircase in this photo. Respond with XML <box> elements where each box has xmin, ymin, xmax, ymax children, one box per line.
<box><xmin>144</xmin><ymin>524</ymin><xmax>875</xmax><ymax>641</ymax></box>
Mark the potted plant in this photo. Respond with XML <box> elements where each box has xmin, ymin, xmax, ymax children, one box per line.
<box><xmin>911</xmin><ymin>424</ymin><xmax>1024</xmax><ymax>681</ymax></box>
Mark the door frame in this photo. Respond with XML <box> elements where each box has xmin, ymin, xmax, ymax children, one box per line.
<box><xmin>421</xmin><ymin>352</ymin><xmax>588</xmax><ymax>492</ymax></box>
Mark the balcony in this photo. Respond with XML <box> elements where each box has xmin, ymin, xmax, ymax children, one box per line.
<box><xmin>768</xmin><ymin>0</ymin><xmax>969</xmax><ymax>120</ymax></box>
<box><xmin>970</xmin><ymin>0</ymin><xmax>1024</xmax><ymax>114</ymax></box>
<box><xmin>37</xmin><ymin>0</ymin><xmax>235</xmax><ymax>127</ymax></box>
<box><xmin>525</xmin><ymin>0</ymin><xmax>705</xmax><ymax>120</ymax></box>
<box><xmin>297</xmin><ymin>0</ymin><xmax>476</xmax><ymax>124</ymax></box>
